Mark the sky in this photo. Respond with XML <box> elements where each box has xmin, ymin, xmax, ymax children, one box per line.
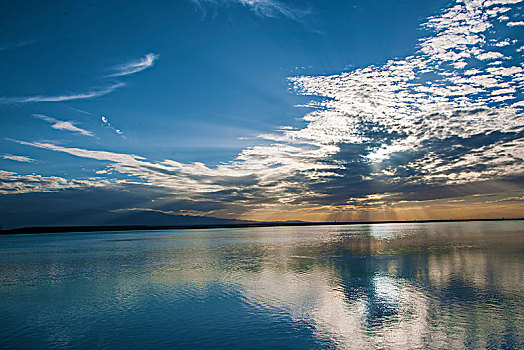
<box><xmin>0</xmin><ymin>0</ymin><xmax>523</xmax><ymax>227</ymax></box>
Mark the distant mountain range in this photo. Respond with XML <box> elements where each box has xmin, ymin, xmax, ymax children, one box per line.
<box><xmin>101</xmin><ymin>211</ymin><xmax>248</xmax><ymax>226</ymax></box>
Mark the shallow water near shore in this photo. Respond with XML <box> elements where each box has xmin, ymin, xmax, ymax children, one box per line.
<box><xmin>1</xmin><ymin>220</ymin><xmax>523</xmax><ymax>349</ymax></box>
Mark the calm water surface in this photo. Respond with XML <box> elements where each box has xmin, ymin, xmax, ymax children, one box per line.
<box><xmin>1</xmin><ymin>221</ymin><xmax>523</xmax><ymax>349</ymax></box>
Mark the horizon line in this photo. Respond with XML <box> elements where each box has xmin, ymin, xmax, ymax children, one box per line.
<box><xmin>2</xmin><ymin>217</ymin><xmax>523</xmax><ymax>235</ymax></box>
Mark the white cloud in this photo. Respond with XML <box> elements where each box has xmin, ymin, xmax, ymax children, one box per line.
<box><xmin>13</xmin><ymin>140</ymin><xmax>142</xmax><ymax>163</ymax></box>
<box><xmin>507</xmin><ymin>21</ymin><xmax>524</xmax><ymax>26</ymax></box>
<box><xmin>486</xmin><ymin>66</ymin><xmax>523</xmax><ymax>76</ymax></box>
<box><xmin>0</xmin><ymin>170</ymin><xmax>108</xmax><ymax>194</ymax></box>
<box><xmin>13</xmin><ymin>136</ymin><xmax>338</xmax><ymax>202</ymax></box>
<box><xmin>477</xmin><ymin>51</ymin><xmax>504</xmax><ymax>60</ymax></box>
<box><xmin>494</xmin><ymin>39</ymin><xmax>511</xmax><ymax>47</ymax></box>
<box><xmin>1</xmin><ymin>154</ymin><xmax>36</xmax><ymax>163</ymax></box>
<box><xmin>101</xmin><ymin>116</ymin><xmax>124</xmax><ymax>135</ymax></box>
<box><xmin>0</xmin><ymin>83</ymin><xmax>125</xmax><ymax>104</ymax></box>
<box><xmin>106</xmin><ymin>53</ymin><xmax>158</xmax><ymax>77</ymax></box>
<box><xmin>0</xmin><ymin>53</ymin><xmax>157</xmax><ymax>105</ymax></box>
<box><xmin>287</xmin><ymin>0</ymin><xmax>524</xmax><ymax>187</ymax></box>
<box><xmin>70</xmin><ymin>107</ymin><xmax>92</xmax><ymax>115</ymax></box>
<box><xmin>484</xmin><ymin>0</ymin><xmax>522</xmax><ymax>5</ymax></box>
<box><xmin>34</xmin><ymin>114</ymin><xmax>93</xmax><ymax>136</ymax></box>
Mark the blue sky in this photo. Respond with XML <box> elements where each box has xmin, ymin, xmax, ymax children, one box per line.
<box><xmin>1</xmin><ymin>0</ymin><xmax>523</xmax><ymax>227</ymax></box>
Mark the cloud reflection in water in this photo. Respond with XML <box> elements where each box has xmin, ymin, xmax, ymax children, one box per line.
<box><xmin>0</xmin><ymin>221</ymin><xmax>522</xmax><ymax>349</ymax></box>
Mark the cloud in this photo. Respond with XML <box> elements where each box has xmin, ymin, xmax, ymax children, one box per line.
<box><xmin>493</xmin><ymin>39</ymin><xmax>511</xmax><ymax>47</ymax></box>
<box><xmin>0</xmin><ymin>53</ymin><xmax>157</xmax><ymax>105</ymax></box>
<box><xmin>0</xmin><ymin>39</ymin><xmax>41</xmax><ymax>52</ymax></box>
<box><xmin>477</xmin><ymin>52</ymin><xmax>504</xmax><ymax>60</ymax></box>
<box><xmin>33</xmin><ymin>114</ymin><xmax>93</xmax><ymax>136</ymax></box>
<box><xmin>4</xmin><ymin>0</ymin><xmax>524</xmax><ymax>222</ymax></box>
<box><xmin>0</xmin><ymin>169</ymin><xmax>108</xmax><ymax>194</ymax></box>
<box><xmin>1</xmin><ymin>154</ymin><xmax>36</xmax><ymax>163</ymax></box>
<box><xmin>0</xmin><ymin>83</ymin><xmax>125</xmax><ymax>104</ymax></box>
<box><xmin>237</xmin><ymin>0</ymin><xmax>307</xmax><ymax>20</ymax></box>
<box><xmin>191</xmin><ymin>0</ymin><xmax>309</xmax><ymax>21</ymax></box>
<box><xmin>101</xmin><ymin>116</ymin><xmax>124</xmax><ymax>136</ymax></box>
<box><xmin>106</xmin><ymin>53</ymin><xmax>158</xmax><ymax>77</ymax></box>
<box><xmin>507</xmin><ymin>21</ymin><xmax>524</xmax><ymax>26</ymax></box>
<box><xmin>70</xmin><ymin>107</ymin><xmax>92</xmax><ymax>115</ymax></box>
<box><xmin>286</xmin><ymin>0</ymin><xmax>524</xmax><ymax>192</ymax></box>
<box><xmin>12</xmin><ymin>136</ymin><xmax>338</xmax><ymax>208</ymax></box>
<box><xmin>12</xmin><ymin>140</ymin><xmax>143</xmax><ymax>163</ymax></box>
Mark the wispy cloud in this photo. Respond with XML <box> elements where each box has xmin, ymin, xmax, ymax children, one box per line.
<box><xmin>106</xmin><ymin>53</ymin><xmax>158</xmax><ymax>77</ymax></box>
<box><xmin>0</xmin><ymin>39</ymin><xmax>42</xmax><ymax>52</ymax></box>
<box><xmin>34</xmin><ymin>114</ymin><xmax>93</xmax><ymax>137</ymax></box>
<box><xmin>0</xmin><ymin>83</ymin><xmax>125</xmax><ymax>104</ymax></box>
<box><xmin>237</xmin><ymin>0</ymin><xmax>307</xmax><ymax>20</ymax></box>
<box><xmin>191</xmin><ymin>0</ymin><xmax>309</xmax><ymax>22</ymax></box>
<box><xmin>0</xmin><ymin>52</ymin><xmax>158</xmax><ymax>105</ymax></box>
<box><xmin>1</xmin><ymin>154</ymin><xmax>36</xmax><ymax>163</ymax></box>
<box><xmin>12</xmin><ymin>140</ymin><xmax>145</xmax><ymax>165</ymax></box>
<box><xmin>70</xmin><ymin>107</ymin><xmax>92</xmax><ymax>115</ymax></box>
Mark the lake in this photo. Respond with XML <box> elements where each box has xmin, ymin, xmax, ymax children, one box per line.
<box><xmin>1</xmin><ymin>221</ymin><xmax>523</xmax><ymax>349</ymax></box>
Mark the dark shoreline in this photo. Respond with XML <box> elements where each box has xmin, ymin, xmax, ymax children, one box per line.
<box><xmin>1</xmin><ymin>218</ymin><xmax>523</xmax><ymax>235</ymax></box>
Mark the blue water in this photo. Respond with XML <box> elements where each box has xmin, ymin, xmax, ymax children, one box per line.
<box><xmin>0</xmin><ymin>221</ymin><xmax>523</xmax><ymax>349</ymax></box>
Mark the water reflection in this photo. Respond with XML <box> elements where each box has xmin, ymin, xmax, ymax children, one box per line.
<box><xmin>0</xmin><ymin>221</ymin><xmax>523</xmax><ymax>349</ymax></box>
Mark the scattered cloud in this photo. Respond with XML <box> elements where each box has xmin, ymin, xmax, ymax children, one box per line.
<box><xmin>286</xmin><ymin>0</ymin><xmax>524</xmax><ymax>192</ymax></box>
<box><xmin>33</xmin><ymin>114</ymin><xmax>93</xmax><ymax>136</ymax></box>
<box><xmin>106</xmin><ymin>53</ymin><xmax>158</xmax><ymax>77</ymax></box>
<box><xmin>101</xmin><ymin>116</ymin><xmax>124</xmax><ymax>136</ymax></box>
<box><xmin>3</xmin><ymin>0</ymin><xmax>523</xmax><ymax>222</ymax></box>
